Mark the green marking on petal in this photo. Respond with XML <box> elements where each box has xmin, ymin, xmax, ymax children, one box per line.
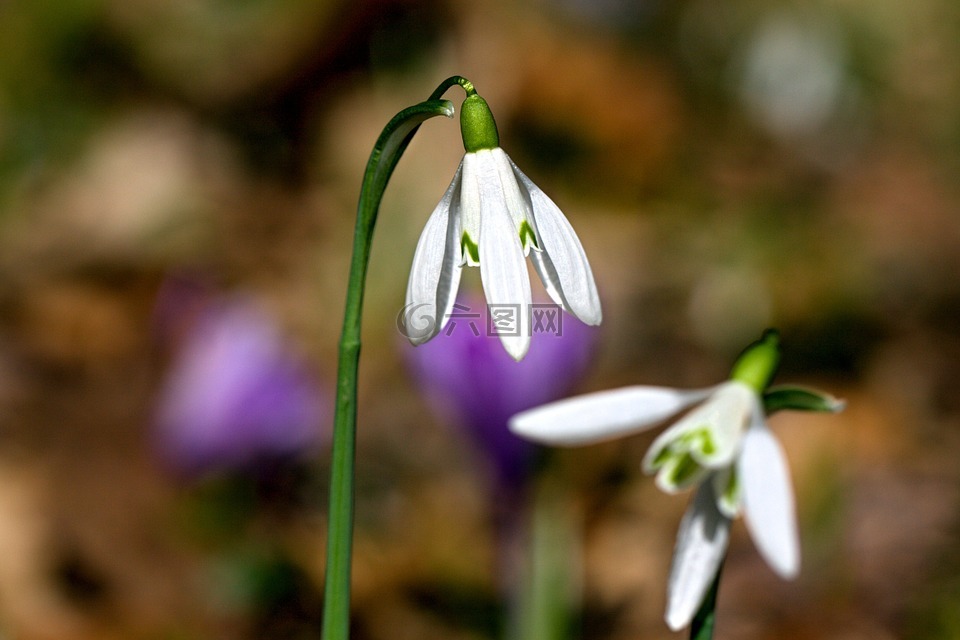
<box><xmin>676</xmin><ymin>427</ymin><xmax>716</xmax><ymax>457</ymax></box>
<box><xmin>722</xmin><ymin>470</ymin><xmax>739</xmax><ymax>505</ymax></box>
<box><xmin>519</xmin><ymin>220</ymin><xmax>539</xmax><ymax>251</ymax></box>
<box><xmin>649</xmin><ymin>444</ymin><xmax>673</xmax><ymax>471</ymax></box>
<box><xmin>667</xmin><ymin>452</ymin><xmax>702</xmax><ymax>488</ymax></box>
<box><xmin>714</xmin><ymin>468</ymin><xmax>741</xmax><ymax>518</ymax></box>
<box><xmin>699</xmin><ymin>429</ymin><xmax>716</xmax><ymax>456</ymax></box>
<box><xmin>675</xmin><ymin>430</ymin><xmax>697</xmax><ymax>447</ymax></box>
<box><xmin>650</xmin><ymin>426</ymin><xmax>716</xmax><ymax>475</ymax></box>
<box><xmin>461</xmin><ymin>232</ymin><xmax>480</xmax><ymax>265</ymax></box>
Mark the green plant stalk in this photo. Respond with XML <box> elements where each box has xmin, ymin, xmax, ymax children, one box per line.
<box><xmin>514</xmin><ymin>474</ymin><xmax>579</xmax><ymax>640</ymax></box>
<box><xmin>321</xmin><ymin>96</ymin><xmax>454</xmax><ymax>640</ymax></box>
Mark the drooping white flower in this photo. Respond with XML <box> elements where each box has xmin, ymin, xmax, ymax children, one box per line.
<box><xmin>508</xmin><ymin>331</ymin><xmax>844</xmax><ymax>630</ymax></box>
<box><xmin>404</xmin><ymin>93</ymin><xmax>601</xmax><ymax>361</ymax></box>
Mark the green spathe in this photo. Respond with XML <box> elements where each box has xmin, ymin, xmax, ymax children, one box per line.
<box><xmin>764</xmin><ymin>385</ymin><xmax>846</xmax><ymax>414</ymax></box>
<box><xmin>730</xmin><ymin>329</ymin><xmax>781</xmax><ymax>394</ymax></box>
<box><xmin>460</xmin><ymin>94</ymin><xmax>500</xmax><ymax>152</ymax></box>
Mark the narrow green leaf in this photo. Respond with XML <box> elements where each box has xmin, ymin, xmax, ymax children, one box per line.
<box><xmin>763</xmin><ymin>385</ymin><xmax>845</xmax><ymax>415</ymax></box>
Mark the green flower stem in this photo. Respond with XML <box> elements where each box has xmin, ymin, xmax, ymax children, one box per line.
<box><xmin>428</xmin><ymin>75</ymin><xmax>477</xmax><ymax>100</ymax></box>
<box><xmin>321</xmin><ymin>95</ymin><xmax>455</xmax><ymax>640</ymax></box>
<box><xmin>514</xmin><ymin>475</ymin><xmax>578</xmax><ymax>640</ymax></box>
<box><xmin>690</xmin><ymin>561</ymin><xmax>724</xmax><ymax>640</ymax></box>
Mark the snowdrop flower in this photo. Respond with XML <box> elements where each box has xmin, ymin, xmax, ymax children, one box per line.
<box><xmin>404</xmin><ymin>90</ymin><xmax>602</xmax><ymax>361</ymax></box>
<box><xmin>509</xmin><ymin>330</ymin><xmax>843</xmax><ymax>630</ymax></box>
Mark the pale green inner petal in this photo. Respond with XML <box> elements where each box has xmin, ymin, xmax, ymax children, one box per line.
<box><xmin>714</xmin><ymin>468</ymin><xmax>741</xmax><ymax>518</ymax></box>
<box><xmin>656</xmin><ymin>450</ymin><xmax>708</xmax><ymax>492</ymax></box>
<box><xmin>649</xmin><ymin>441</ymin><xmax>674</xmax><ymax>470</ymax></box>
<box><xmin>649</xmin><ymin>426</ymin><xmax>715</xmax><ymax>470</ymax></box>
<box><xmin>648</xmin><ymin>425</ymin><xmax>722</xmax><ymax>493</ymax></box>
<box><xmin>680</xmin><ymin>427</ymin><xmax>716</xmax><ymax>456</ymax></box>
<box><xmin>700</xmin><ymin>382</ymin><xmax>754</xmax><ymax>461</ymax></box>
<box><xmin>668</xmin><ymin>453</ymin><xmax>702</xmax><ymax>487</ymax></box>
<box><xmin>722</xmin><ymin>470</ymin><xmax>739</xmax><ymax>503</ymax></box>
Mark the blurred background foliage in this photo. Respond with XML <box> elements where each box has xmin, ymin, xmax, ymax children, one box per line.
<box><xmin>0</xmin><ymin>0</ymin><xmax>958</xmax><ymax>638</ymax></box>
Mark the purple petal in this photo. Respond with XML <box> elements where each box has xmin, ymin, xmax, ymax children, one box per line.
<box><xmin>153</xmin><ymin>294</ymin><xmax>328</xmax><ymax>477</ymax></box>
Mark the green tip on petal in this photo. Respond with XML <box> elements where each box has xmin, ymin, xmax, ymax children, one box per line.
<box><xmin>519</xmin><ymin>220</ymin><xmax>539</xmax><ymax>251</ymax></box>
<box><xmin>730</xmin><ymin>328</ymin><xmax>781</xmax><ymax>394</ymax></box>
<box><xmin>658</xmin><ymin>451</ymin><xmax>706</xmax><ymax>492</ymax></box>
<box><xmin>460</xmin><ymin>94</ymin><xmax>500</xmax><ymax>152</ymax></box>
<box><xmin>461</xmin><ymin>231</ymin><xmax>480</xmax><ymax>265</ymax></box>
<box><xmin>720</xmin><ymin>470</ymin><xmax>740</xmax><ymax>510</ymax></box>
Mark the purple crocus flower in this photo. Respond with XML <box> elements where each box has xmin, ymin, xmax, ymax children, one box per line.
<box><xmin>404</xmin><ymin>294</ymin><xmax>598</xmax><ymax>489</ymax></box>
<box><xmin>153</xmin><ymin>293</ymin><xmax>327</xmax><ymax>477</ymax></box>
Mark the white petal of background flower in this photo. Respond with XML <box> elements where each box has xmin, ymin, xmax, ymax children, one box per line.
<box><xmin>666</xmin><ymin>481</ymin><xmax>731</xmax><ymax>631</ymax></box>
<box><xmin>696</xmin><ymin>382</ymin><xmax>754</xmax><ymax>467</ymax></box>
<box><xmin>510</xmin><ymin>386</ymin><xmax>713</xmax><ymax>446</ymax></box>
<box><xmin>739</xmin><ymin>419</ymin><xmax>800</xmax><ymax>578</ymax></box>
<box><xmin>511</xmin><ymin>159</ymin><xmax>602</xmax><ymax>325</ymax></box>
<box><xmin>405</xmin><ymin>163</ymin><xmax>464</xmax><ymax>343</ymax></box>
<box><xmin>478</xmin><ymin>166</ymin><xmax>531</xmax><ymax>361</ymax></box>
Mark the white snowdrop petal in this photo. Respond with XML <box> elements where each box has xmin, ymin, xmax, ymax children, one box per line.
<box><xmin>740</xmin><ymin>420</ymin><xmax>800</xmax><ymax>578</ymax></box>
<box><xmin>477</xmin><ymin>153</ymin><xmax>531</xmax><ymax>361</ymax></box>
<box><xmin>404</xmin><ymin>163</ymin><xmax>464</xmax><ymax>344</ymax></box>
<box><xmin>665</xmin><ymin>482</ymin><xmax>731</xmax><ymax>631</ymax></box>
<box><xmin>510</xmin><ymin>386</ymin><xmax>713</xmax><ymax>446</ymax></box>
<box><xmin>510</xmin><ymin>157</ymin><xmax>602</xmax><ymax>325</ymax></box>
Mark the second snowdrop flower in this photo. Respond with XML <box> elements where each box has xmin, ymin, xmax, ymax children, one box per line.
<box><xmin>510</xmin><ymin>330</ymin><xmax>844</xmax><ymax>631</ymax></box>
<box><xmin>405</xmin><ymin>87</ymin><xmax>601</xmax><ymax>361</ymax></box>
